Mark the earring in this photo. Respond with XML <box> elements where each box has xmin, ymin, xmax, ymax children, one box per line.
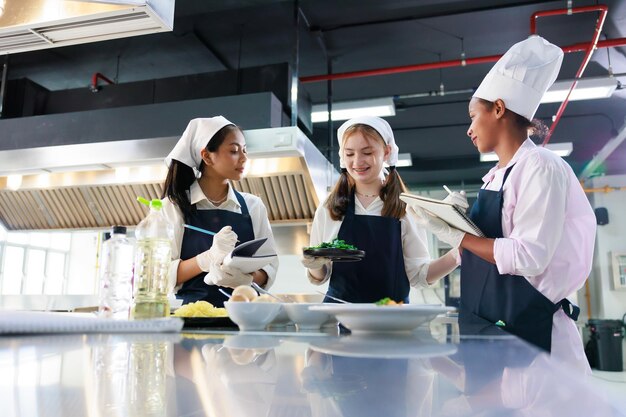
<box><xmin>193</xmin><ymin>167</ymin><xmax>202</xmax><ymax>179</ymax></box>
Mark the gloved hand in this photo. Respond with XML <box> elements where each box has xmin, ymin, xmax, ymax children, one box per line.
<box><xmin>443</xmin><ymin>190</ymin><xmax>469</xmax><ymax>212</ymax></box>
<box><xmin>301</xmin><ymin>255</ymin><xmax>332</xmax><ymax>270</ymax></box>
<box><xmin>196</xmin><ymin>226</ymin><xmax>238</xmax><ymax>272</ymax></box>
<box><xmin>409</xmin><ymin>205</ymin><xmax>466</xmax><ymax>248</ymax></box>
<box><xmin>204</xmin><ymin>263</ymin><xmax>253</xmax><ymax>288</ymax></box>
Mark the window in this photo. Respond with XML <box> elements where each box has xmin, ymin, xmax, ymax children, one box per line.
<box><xmin>0</xmin><ymin>230</ymin><xmax>73</xmax><ymax>296</ymax></box>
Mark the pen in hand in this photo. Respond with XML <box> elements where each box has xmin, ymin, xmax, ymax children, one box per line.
<box><xmin>443</xmin><ymin>185</ymin><xmax>453</xmax><ymax>196</ymax></box>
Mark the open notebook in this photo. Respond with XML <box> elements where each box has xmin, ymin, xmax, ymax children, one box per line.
<box><xmin>222</xmin><ymin>237</ymin><xmax>278</xmax><ymax>274</ymax></box>
<box><xmin>400</xmin><ymin>192</ymin><xmax>484</xmax><ymax>237</ymax></box>
<box><xmin>0</xmin><ymin>311</ymin><xmax>183</xmax><ymax>334</ymax></box>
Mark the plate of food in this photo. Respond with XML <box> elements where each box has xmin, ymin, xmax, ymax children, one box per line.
<box><xmin>309</xmin><ymin>299</ymin><xmax>454</xmax><ymax>334</ymax></box>
<box><xmin>172</xmin><ymin>300</ymin><xmax>238</xmax><ymax>329</ymax></box>
<box><xmin>303</xmin><ymin>239</ymin><xmax>365</xmax><ymax>262</ymax></box>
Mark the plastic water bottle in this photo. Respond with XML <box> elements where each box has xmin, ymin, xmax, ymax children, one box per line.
<box><xmin>132</xmin><ymin>198</ymin><xmax>174</xmax><ymax>319</ymax></box>
<box><xmin>98</xmin><ymin>226</ymin><xmax>134</xmax><ymax>319</ymax></box>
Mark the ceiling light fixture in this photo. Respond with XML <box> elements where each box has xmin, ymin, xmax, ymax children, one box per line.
<box><xmin>480</xmin><ymin>142</ymin><xmax>573</xmax><ymax>162</ymax></box>
<box><xmin>311</xmin><ymin>97</ymin><xmax>396</xmax><ymax>123</ymax></box>
<box><xmin>394</xmin><ymin>153</ymin><xmax>413</xmax><ymax>168</ymax></box>
<box><xmin>540</xmin><ymin>77</ymin><xmax>618</xmax><ymax>103</ymax></box>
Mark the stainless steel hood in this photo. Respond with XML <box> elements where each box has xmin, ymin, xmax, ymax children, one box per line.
<box><xmin>0</xmin><ymin>126</ymin><xmax>337</xmax><ymax>230</ymax></box>
<box><xmin>0</xmin><ymin>0</ymin><xmax>174</xmax><ymax>54</ymax></box>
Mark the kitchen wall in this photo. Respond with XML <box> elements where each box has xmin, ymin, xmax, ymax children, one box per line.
<box><xmin>585</xmin><ymin>174</ymin><xmax>626</xmax><ymax>321</ymax></box>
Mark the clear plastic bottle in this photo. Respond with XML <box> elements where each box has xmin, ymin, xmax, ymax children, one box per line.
<box><xmin>132</xmin><ymin>198</ymin><xmax>174</xmax><ymax>319</ymax></box>
<box><xmin>98</xmin><ymin>226</ymin><xmax>134</xmax><ymax>319</ymax></box>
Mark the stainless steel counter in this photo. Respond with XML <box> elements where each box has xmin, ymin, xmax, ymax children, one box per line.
<box><xmin>1</xmin><ymin>319</ymin><xmax>624</xmax><ymax>417</ymax></box>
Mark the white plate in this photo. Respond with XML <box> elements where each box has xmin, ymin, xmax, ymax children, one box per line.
<box><xmin>309</xmin><ymin>332</ymin><xmax>457</xmax><ymax>359</ymax></box>
<box><xmin>309</xmin><ymin>304</ymin><xmax>455</xmax><ymax>334</ymax></box>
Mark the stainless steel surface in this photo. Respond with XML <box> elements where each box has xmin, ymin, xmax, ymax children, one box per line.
<box><xmin>1</xmin><ymin>321</ymin><xmax>624</xmax><ymax>416</ymax></box>
<box><xmin>251</xmin><ymin>282</ymin><xmax>283</xmax><ymax>302</ymax></box>
<box><xmin>0</xmin><ymin>126</ymin><xmax>337</xmax><ymax>230</ymax></box>
<box><xmin>315</xmin><ymin>290</ymin><xmax>350</xmax><ymax>303</ymax></box>
<box><xmin>0</xmin><ymin>0</ymin><xmax>174</xmax><ymax>55</ymax></box>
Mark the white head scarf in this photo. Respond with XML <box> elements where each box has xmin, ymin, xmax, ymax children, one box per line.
<box><xmin>473</xmin><ymin>35</ymin><xmax>563</xmax><ymax>121</ymax></box>
<box><xmin>165</xmin><ymin>116</ymin><xmax>235</xmax><ymax>175</ymax></box>
<box><xmin>336</xmin><ymin>116</ymin><xmax>399</xmax><ymax>169</ymax></box>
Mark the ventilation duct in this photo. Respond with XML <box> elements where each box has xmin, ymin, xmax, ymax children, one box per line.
<box><xmin>0</xmin><ymin>0</ymin><xmax>174</xmax><ymax>55</ymax></box>
<box><xmin>0</xmin><ymin>127</ymin><xmax>337</xmax><ymax>230</ymax></box>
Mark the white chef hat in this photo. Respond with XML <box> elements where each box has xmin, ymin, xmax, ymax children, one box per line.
<box><xmin>337</xmin><ymin>116</ymin><xmax>399</xmax><ymax>169</ymax></box>
<box><xmin>165</xmin><ymin>116</ymin><xmax>235</xmax><ymax>171</ymax></box>
<box><xmin>473</xmin><ymin>35</ymin><xmax>563</xmax><ymax>121</ymax></box>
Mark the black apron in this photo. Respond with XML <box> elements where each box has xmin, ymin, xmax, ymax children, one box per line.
<box><xmin>177</xmin><ymin>190</ymin><xmax>255</xmax><ymax>306</ymax></box>
<box><xmin>326</xmin><ymin>193</ymin><xmax>410</xmax><ymax>304</ymax></box>
<box><xmin>460</xmin><ymin>164</ymin><xmax>579</xmax><ymax>352</ymax></box>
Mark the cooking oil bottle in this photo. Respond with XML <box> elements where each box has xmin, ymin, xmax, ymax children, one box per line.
<box><xmin>132</xmin><ymin>197</ymin><xmax>173</xmax><ymax>319</ymax></box>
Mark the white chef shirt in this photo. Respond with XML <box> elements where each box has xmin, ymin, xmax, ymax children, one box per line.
<box><xmin>161</xmin><ymin>181</ymin><xmax>279</xmax><ymax>293</ymax></box>
<box><xmin>480</xmin><ymin>138</ymin><xmax>596</xmax><ymax>373</ymax></box>
<box><xmin>308</xmin><ymin>196</ymin><xmax>433</xmax><ymax>288</ymax></box>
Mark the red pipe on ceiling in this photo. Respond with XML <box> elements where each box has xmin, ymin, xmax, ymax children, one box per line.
<box><xmin>531</xmin><ymin>5</ymin><xmax>608</xmax><ymax>145</ymax></box>
<box><xmin>300</xmin><ymin>37</ymin><xmax>626</xmax><ymax>84</ymax></box>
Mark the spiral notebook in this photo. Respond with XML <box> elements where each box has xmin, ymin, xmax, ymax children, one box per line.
<box><xmin>400</xmin><ymin>192</ymin><xmax>484</xmax><ymax>237</ymax></box>
<box><xmin>0</xmin><ymin>311</ymin><xmax>184</xmax><ymax>334</ymax></box>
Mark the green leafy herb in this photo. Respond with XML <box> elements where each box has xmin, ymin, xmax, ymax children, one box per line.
<box><xmin>375</xmin><ymin>297</ymin><xmax>392</xmax><ymax>305</ymax></box>
<box><xmin>305</xmin><ymin>238</ymin><xmax>358</xmax><ymax>251</ymax></box>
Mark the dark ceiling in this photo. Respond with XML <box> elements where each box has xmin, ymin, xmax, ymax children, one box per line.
<box><xmin>5</xmin><ymin>0</ymin><xmax>626</xmax><ymax>189</ymax></box>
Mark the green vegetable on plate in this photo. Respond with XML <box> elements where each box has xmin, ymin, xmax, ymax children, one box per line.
<box><xmin>305</xmin><ymin>238</ymin><xmax>358</xmax><ymax>251</ymax></box>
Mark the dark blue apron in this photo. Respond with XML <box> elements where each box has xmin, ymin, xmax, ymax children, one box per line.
<box><xmin>326</xmin><ymin>192</ymin><xmax>410</xmax><ymax>304</ymax></box>
<box><xmin>460</xmin><ymin>165</ymin><xmax>579</xmax><ymax>352</ymax></box>
<box><xmin>177</xmin><ymin>190</ymin><xmax>255</xmax><ymax>306</ymax></box>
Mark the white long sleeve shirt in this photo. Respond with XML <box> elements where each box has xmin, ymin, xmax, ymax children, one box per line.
<box><xmin>308</xmin><ymin>197</ymin><xmax>433</xmax><ymax>288</ymax></box>
<box><xmin>161</xmin><ymin>181</ymin><xmax>278</xmax><ymax>293</ymax></box>
<box><xmin>480</xmin><ymin>138</ymin><xmax>596</xmax><ymax>374</ymax></box>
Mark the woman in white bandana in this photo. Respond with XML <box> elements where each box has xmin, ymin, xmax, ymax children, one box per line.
<box><xmin>412</xmin><ymin>36</ymin><xmax>596</xmax><ymax>374</ymax></box>
<box><xmin>301</xmin><ymin>116</ymin><xmax>463</xmax><ymax>303</ymax></box>
<box><xmin>161</xmin><ymin>116</ymin><xmax>278</xmax><ymax>306</ymax></box>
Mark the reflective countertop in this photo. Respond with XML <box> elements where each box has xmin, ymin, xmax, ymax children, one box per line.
<box><xmin>1</xmin><ymin>318</ymin><xmax>625</xmax><ymax>417</ymax></box>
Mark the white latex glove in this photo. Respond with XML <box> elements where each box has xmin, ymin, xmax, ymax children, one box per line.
<box><xmin>410</xmin><ymin>205</ymin><xmax>466</xmax><ymax>248</ymax></box>
<box><xmin>301</xmin><ymin>255</ymin><xmax>332</xmax><ymax>270</ymax></box>
<box><xmin>443</xmin><ymin>190</ymin><xmax>469</xmax><ymax>212</ymax></box>
<box><xmin>196</xmin><ymin>226</ymin><xmax>238</xmax><ymax>272</ymax></box>
<box><xmin>204</xmin><ymin>263</ymin><xmax>253</xmax><ymax>288</ymax></box>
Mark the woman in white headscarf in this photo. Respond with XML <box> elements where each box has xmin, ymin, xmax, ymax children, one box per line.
<box><xmin>162</xmin><ymin>116</ymin><xmax>278</xmax><ymax>305</ymax></box>
<box><xmin>412</xmin><ymin>36</ymin><xmax>596</xmax><ymax>373</ymax></box>
<box><xmin>301</xmin><ymin>116</ymin><xmax>463</xmax><ymax>303</ymax></box>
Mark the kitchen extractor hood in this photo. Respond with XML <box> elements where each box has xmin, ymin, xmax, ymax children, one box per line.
<box><xmin>0</xmin><ymin>0</ymin><xmax>174</xmax><ymax>55</ymax></box>
<box><xmin>0</xmin><ymin>126</ymin><xmax>337</xmax><ymax>230</ymax></box>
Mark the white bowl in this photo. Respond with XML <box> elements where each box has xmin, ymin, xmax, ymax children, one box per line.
<box><xmin>224</xmin><ymin>301</ymin><xmax>282</xmax><ymax>331</ymax></box>
<box><xmin>268</xmin><ymin>304</ymin><xmax>292</xmax><ymax>327</ymax></box>
<box><xmin>283</xmin><ymin>303</ymin><xmax>331</xmax><ymax>330</ymax></box>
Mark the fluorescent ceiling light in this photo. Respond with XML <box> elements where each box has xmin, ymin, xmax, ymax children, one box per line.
<box><xmin>480</xmin><ymin>142</ymin><xmax>573</xmax><ymax>162</ymax></box>
<box><xmin>395</xmin><ymin>153</ymin><xmax>413</xmax><ymax>167</ymax></box>
<box><xmin>541</xmin><ymin>77</ymin><xmax>618</xmax><ymax>104</ymax></box>
<box><xmin>311</xmin><ymin>97</ymin><xmax>395</xmax><ymax>123</ymax></box>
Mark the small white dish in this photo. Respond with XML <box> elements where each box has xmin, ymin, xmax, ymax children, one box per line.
<box><xmin>223</xmin><ymin>301</ymin><xmax>281</xmax><ymax>331</ymax></box>
<box><xmin>283</xmin><ymin>303</ymin><xmax>331</xmax><ymax>330</ymax></box>
<box><xmin>309</xmin><ymin>304</ymin><xmax>454</xmax><ymax>334</ymax></box>
<box><xmin>268</xmin><ymin>304</ymin><xmax>292</xmax><ymax>327</ymax></box>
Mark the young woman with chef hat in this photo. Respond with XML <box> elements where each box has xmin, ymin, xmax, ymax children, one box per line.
<box><xmin>161</xmin><ymin>116</ymin><xmax>278</xmax><ymax>306</ymax></box>
<box><xmin>412</xmin><ymin>36</ymin><xmax>596</xmax><ymax>373</ymax></box>
<box><xmin>301</xmin><ymin>115</ymin><xmax>465</xmax><ymax>303</ymax></box>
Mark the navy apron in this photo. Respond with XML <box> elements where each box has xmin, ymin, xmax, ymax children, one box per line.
<box><xmin>326</xmin><ymin>192</ymin><xmax>410</xmax><ymax>304</ymax></box>
<box><xmin>460</xmin><ymin>165</ymin><xmax>579</xmax><ymax>352</ymax></box>
<box><xmin>177</xmin><ymin>190</ymin><xmax>255</xmax><ymax>306</ymax></box>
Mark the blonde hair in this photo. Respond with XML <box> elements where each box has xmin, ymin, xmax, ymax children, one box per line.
<box><xmin>325</xmin><ymin>124</ymin><xmax>407</xmax><ymax>220</ymax></box>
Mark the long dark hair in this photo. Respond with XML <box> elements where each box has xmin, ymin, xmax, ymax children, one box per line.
<box><xmin>325</xmin><ymin>124</ymin><xmax>408</xmax><ymax>221</ymax></box>
<box><xmin>477</xmin><ymin>98</ymin><xmax>549</xmax><ymax>139</ymax></box>
<box><xmin>162</xmin><ymin>124</ymin><xmax>242</xmax><ymax>216</ymax></box>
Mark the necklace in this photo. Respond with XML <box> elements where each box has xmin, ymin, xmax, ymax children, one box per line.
<box><xmin>207</xmin><ymin>191</ymin><xmax>228</xmax><ymax>206</ymax></box>
<box><xmin>355</xmin><ymin>190</ymin><xmax>379</xmax><ymax>198</ymax></box>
